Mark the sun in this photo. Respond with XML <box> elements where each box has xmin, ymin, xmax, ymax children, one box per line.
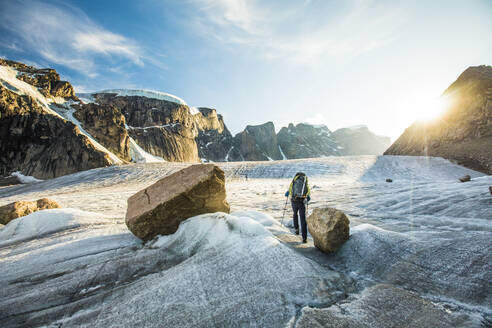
<box><xmin>417</xmin><ymin>95</ymin><xmax>451</xmax><ymax>121</ymax></box>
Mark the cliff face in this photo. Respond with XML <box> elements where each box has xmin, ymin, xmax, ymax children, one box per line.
<box><xmin>0</xmin><ymin>59</ymin><xmax>76</xmax><ymax>99</ymax></box>
<box><xmin>226</xmin><ymin>121</ymin><xmax>391</xmax><ymax>161</ymax></box>
<box><xmin>0</xmin><ymin>84</ymin><xmax>111</xmax><ymax>179</ymax></box>
<box><xmin>277</xmin><ymin>123</ymin><xmax>340</xmax><ymax>159</ymax></box>
<box><xmin>72</xmin><ymin>103</ymin><xmax>131</xmax><ymax>162</ymax></box>
<box><xmin>384</xmin><ymin>65</ymin><xmax>492</xmax><ymax>174</ymax></box>
<box><xmin>195</xmin><ymin>108</ymin><xmax>234</xmax><ymax>162</ymax></box>
<box><xmin>230</xmin><ymin>122</ymin><xmax>282</xmax><ymax>161</ymax></box>
<box><xmin>89</xmin><ymin>93</ymin><xmax>233</xmax><ymax>163</ymax></box>
<box><xmin>332</xmin><ymin>126</ymin><xmax>391</xmax><ymax>156</ymax></box>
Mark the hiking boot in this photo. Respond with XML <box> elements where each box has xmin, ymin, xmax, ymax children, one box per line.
<box><xmin>302</xmin><ymin>238</ymin><xmax>307</xmax><ymax>243</ymax></box>
<box><xmin>295</xmin><ymin>228</ymin><xmax>299</xmax><ymax>235</ymax></box>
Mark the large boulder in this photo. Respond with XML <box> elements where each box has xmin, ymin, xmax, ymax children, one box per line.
<box><xmin>125</xmin><ymin>164</ymin><xmax>230</xmax><ymax>240</ymax></box>
<box><xmin>0</xmin><ymin>198</ymin><xmax>61</xmax><ymax>225</ymax></box>
<box><xmin>307</xmin><ymin>207</ymin><xmax>350</xmax><ymax>253</ymax></box>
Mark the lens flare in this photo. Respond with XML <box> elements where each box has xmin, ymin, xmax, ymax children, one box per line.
<box><xmin>418</xmin><ymin>95</ymin><xmax>450</xmax><ymax>121</ymax></box>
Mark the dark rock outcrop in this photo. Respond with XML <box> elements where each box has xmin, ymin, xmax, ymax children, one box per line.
<box><xmin>0</xmin><ymin>198</ymin><xmax>61</xmax><ymax>225</ymax></box>
<box><xmin>230</xmin><ymin>122</ymin><xmax>282</xmax><ymax>161</ymax></box>
<box><xmin>0</xmin><ymin>175</ymin><xmax>21</xmax><ymax>187</ymax></box>
<box><xmin>195</xmin><ymin>108</ymin><xmax>234</xmax><ymax>161</ymax></box>
<box><xmin>332</xmin><ymin>125</ymin><xmax>391</xmax><ymax>155</ymax></box>
<box><xmin>385</xmin><ymin>65</ymin><xmax>492</xmax><ymax>174</ymax></box>
<box><xmin>126</xmin><ymin>164</ymin><xmax>230</xmax><ymax>241</ymax></box>
<box><xmin>306</xmin><ymin>207</ymin><xmax>350</xmax><ymax>253</ymax></box>
<box><xmin>277</xmin><ymin>123</ymin><xmax>340</xmax><ymax>159</ymax></box>
<box><xmin>0</xmin><ymin>85</ymin><xmax>112</xmax><ymax>179</ymax></box>
<box><xmin>72</xmin><ymin>103</ymin><xmax>131</xmax><ymax>162</ymax></box>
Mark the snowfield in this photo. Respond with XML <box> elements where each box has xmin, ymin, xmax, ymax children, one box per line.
<box><xmin>0</xmin><ymin>155</ymin><xmax>490</xmax><ymax>327</ymax></box>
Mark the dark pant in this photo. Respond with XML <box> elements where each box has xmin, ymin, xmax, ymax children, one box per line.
<box><xmin>291</xmin><ymin>200</ymin><xmax>307</xmax><ymax>240</ymax></box>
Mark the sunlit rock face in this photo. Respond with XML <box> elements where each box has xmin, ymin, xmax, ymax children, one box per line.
<box><xmin>0</xmin><ymin>58</ymin><xmax>76</xmax><ymax>100</ymax></box>
<box><xmin>89</xmin><ymin>94</ymin><xmax>235</xmax><ymax>162</ymax></box>
<box><xmin>0</xmin><ymin>60</ymin><xmax>113</xmax><ymax>179</ymax></box>
<box><xmin>92</xmin><ymin>92</ymin><xmax>201</xmax><ymax>162</ymax></box>
<box><xmin>331</xmin><ymin>125</ymin><xmax>391</xmax><ymax>155</ymax></box>
<box><xmin>385</xmin><ymin>65</ymin><xmax>492</xmax><ymax>174</ymax></box>
<box><xmin>72</xmin><ymin>103</ymin><xmax>131</xmax><ymax>162</ymax></box>
<box><xmin>277</xmin><ymin>123</ymin><xmax>340</xmax><ymax>159</ymax></box>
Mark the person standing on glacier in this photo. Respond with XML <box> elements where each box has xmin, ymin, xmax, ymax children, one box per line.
<box><xmin>285</xmin><ymin>172</ymin><xmax>311</xmax><ymax>243</ymax></box>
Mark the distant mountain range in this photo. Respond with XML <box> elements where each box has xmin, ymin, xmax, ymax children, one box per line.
<box><xmin>385</xmin><ymin>65</ymin><xmax>492</xmax><ymax>174</ymax></box>
<box><xmin>0</xmin><ymin>58</ymin><xmax>390</xmax><ymax>180</ymax></box>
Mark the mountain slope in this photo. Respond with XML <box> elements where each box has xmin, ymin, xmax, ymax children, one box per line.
<box><xmin>277</xmin><ymin>123</ymin><xmax>340</xmax><ymax>159</ymax></box>
<box><xmin>331</xmin><ymin>125</ymin><xmax>391</xmax><ymax>156</ymax></box>
<box><xmin>84</xmin><ymin>92</ymin><xmax>234</xmax><ymax>162</ymax></box>
<box><xmin>384</xmin><ymin>65</ymin><xmax>492</xmax><ymax>174</ymax></box>
<box><xmin>230</xmin><ymin>122</ymin><xmax>282</xmax><ymax>161</ymax></box>
<box><xmin>0</xmin><ymin>59</ymin><xmax>114</xmax><ymax>179</ymax></box>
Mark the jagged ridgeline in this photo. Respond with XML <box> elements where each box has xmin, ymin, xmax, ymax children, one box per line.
<box><xmin>0</xmin><ymin>59</ymin><xmax>391</xmax><ymax>180</ymax></box>
<box><xmin>385</xmin><ymin>65</ymin><xmax>492</xmax><ymax>174</ymax></box>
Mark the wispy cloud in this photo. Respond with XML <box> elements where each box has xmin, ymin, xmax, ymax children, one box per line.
<box><xmin>191</xmin><ymin>0</ymin><xmax>406</xmax><ymax>64</ymax></box>
<box><xmin>0</xmin><ymin>0</ymin><xmax>143</xmax><ymax>76</ymax></box>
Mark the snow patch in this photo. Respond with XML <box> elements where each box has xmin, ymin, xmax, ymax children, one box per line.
<box><xmin>0</xmin><ymin>208</ymin><xmax>108</xmax><ymax>246</ymax></box>
<box><xmin>76</xmin><ymin>93</ymin><xmax>95</xmax><ymax>104</ymax></box>
<box><xmin>189</xmin><ymin>106</ymin><xmax>200</xmax><ymax>115</ymax></box>
<box><xmin>127</xmin><ymin>123</ymin><xmax>179</xmax><ymax>130</ymax></box>
<box><xmin>0</xmin><ymin>66</ymin><xmax>64</xmax><ymax>119</ymax></box>
<box><xmin>97</xmin><ymin>89</ymin><xmax>188</xmax><ymax>105</ymax></box>
<box><xmin>129</xmin><ymin>137</ymin><xmax>165</xmax><ymax>163</ymax></box>
<box><xmin>150</xmin><ymin>212</ymin><xmax>276</xmax><ymax>252</ymax></box>
<box><xmin>11</xmin><ymin>171</ymin><xmax>43</xmax><ymax>184</ymax></box>
<box><xmin>225</xmin><ymin>146</ymin><xmax>234</xmax><ymax>162</ymax></box>
<box><xmin>278</xmin><ymin>145</ymin><xmax>287</xmax><ymax>160</ymax></box>
<box><xmin>56</xmin><ymin>106</ymin><xmax>123</xmax><ymax>164</ymax></box>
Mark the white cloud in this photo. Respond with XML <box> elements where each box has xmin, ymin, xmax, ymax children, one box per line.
<box><xmin>191</xmin><ymin>0</ymin><xmax>405</xmax><ymax>64</ymax></box>
<box><xmin>0</xmin><ymin>0</ymin><xmax>143</xmax><ymax>76</ymax></box>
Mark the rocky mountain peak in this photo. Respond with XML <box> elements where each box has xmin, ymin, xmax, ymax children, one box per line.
<box><xmin>0</xmin><ymin>58</ymin><xmax>76</xmax><ymax>100</ymax></box>
<box><xmin>444</xmin><ymin>65</ymin><xmax>492</xmax><ymax>96</ymax></box>
<box><xmin>277</xmin><ymin>122</ymin><xmax>339</xmax><ymax>159</ymax></box>
<box><xmin>385</xmin><ymin>65</ymin><xmax>492</xmax><ymax>174</ymax></box>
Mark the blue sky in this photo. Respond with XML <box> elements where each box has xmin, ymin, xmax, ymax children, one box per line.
<box><xmin>1</xmin><ymin>0</ymin><xmax>491</xmax><ymax>140</ymax></box>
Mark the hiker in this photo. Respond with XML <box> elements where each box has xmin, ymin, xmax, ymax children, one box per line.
<box><xmin>285</xmin><ymin>172</ymin><xmax>311</xmax><ymax>243</ymax></box>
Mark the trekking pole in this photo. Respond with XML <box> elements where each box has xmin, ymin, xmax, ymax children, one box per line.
<box><xmin>281</xmin><ymin>197</ymin><xmax>288</xmax><ymax>226</ymax></box>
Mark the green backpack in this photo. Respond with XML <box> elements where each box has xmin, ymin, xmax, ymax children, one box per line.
<box><xmin>291</xmin><ymin>173</ymin><xmax>308</xmax><ymax>200</ymax></box>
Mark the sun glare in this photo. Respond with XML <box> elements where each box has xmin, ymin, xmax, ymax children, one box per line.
<box><xmin>417</xmin><ymin>96</ymin><xmax>450</xmax><ymax>121</ymax></box>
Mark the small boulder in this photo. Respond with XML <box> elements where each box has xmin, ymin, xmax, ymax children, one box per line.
<box><xmin>307</xmin><ymin>207</ymin><xmax>350</xmax><ymax>253</ymax></box>
<box><xmin>0</xmin><ymin>198</ymin><xmax>61</xmax><ymax>225</ymax></box>
<box><xmin>386</xmin><ymin>178</ymin><xmax>393</xmax><ymax>183</ymax></box>
<box><xmin>0</xmin><ymin>175</ymin><xmax>21</xmax><ymax>187</ymax></box>
<box><xmin>459</xmin><ymin>175</ymin><xmax>471</xmax><ymax>182</ymax></box>
<box><xmin>126</xmin><ymin>164</ymin><xmax>230</xmax><ymax>241</ymax></box>
<box><xmin>489</xmin><ymin>186</ymin><xmax>492</xmax><ymax>196</ymax></box>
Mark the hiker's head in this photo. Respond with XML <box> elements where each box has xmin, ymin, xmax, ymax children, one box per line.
<box><xmin>294</xmin><ymin>172</ymin><xmax>306</xmax><ymax>178</ymax></box>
